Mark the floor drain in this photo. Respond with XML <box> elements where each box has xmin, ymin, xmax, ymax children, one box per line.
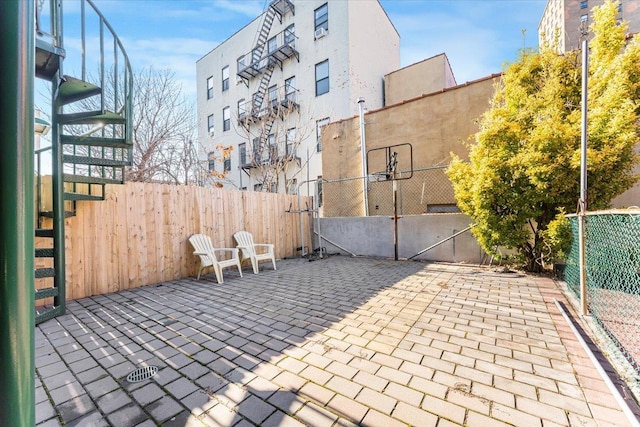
<box><xmin>126</xmin><ymin>366</ymin><xmax>158</xmax><ymax>383</ymax></box>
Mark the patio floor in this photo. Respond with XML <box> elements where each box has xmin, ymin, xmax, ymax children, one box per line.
<box><xmin>34</xmin><ymin>256</ymin><xmax>639</xmax><ymax>427</ymax></box>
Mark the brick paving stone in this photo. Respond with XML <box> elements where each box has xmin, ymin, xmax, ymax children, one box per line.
<box><xmin>84</xmin><ymin>375</ymin><xmax>120</xmax><ymax>400</ymax></box>
<box><xmin>146</xmin><ymin>395</ymin><xmax>184</xmax><ymax>423</ymax></box>
<box><xmin>106</xmin><ymin>403</ymin><xmax>148</xmax><ymax>427</ymax></box>
<box><xmin>237</xmin><ymin>394</ymin><xmax>276</xmax><ymax>424</ymax></box>
<box><xmin>96</xmin><ymin>389</ymin><xmax>134</xmax><ymax>414</ymax></box>
<box><xmin>299</xmin><ymin>381</ymin><xmax>335</xmax><ymax>405</ymax></box>
<box><xmin>65</xmin><ymin>411</ymin><xmax>110</xmax><ymax>427</ymax></box>
<box><xmin>295</xmin><ymin>402</ymin><xmax>338</xmax><ymax>427</ymax></box>
<box><xmin>262</xmin><ymin>410</ymin><xmax>307</xmax><ymax>427</ymax></box>
<box><xmin>35</xmin><ymin>400</ymin><xmax>57</xmax><ymax>425</ymax></box>
<box><xmin>132</xmin><ymin>382</ymin><xmax>166</xmax><ymax>406</ymax></box>
<box><xmin>355</xmin><ymin>387</ymin><xmax>397</xmax><ymax>415</ymax></box>
<box><xmin>392</xmin><ymin>401</ymin><xmax>439</xmax><ymax>426</ymax></box>
<box><xmin>56</xmin><ymin>393</ymin><xmax>96</xmax><ymax>423</ymax></box>
<box><xmin>492</xmin><ymin>402</ymin><xmax>546</xmax><ymax>427</ymax></box>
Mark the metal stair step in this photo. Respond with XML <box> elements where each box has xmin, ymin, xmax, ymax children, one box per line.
<box><xmin>63</xmin><ymin>154</ymin><xmax>129</xmax><ymax>167</ymax></box>
<box><xmin>35</xmin><ymin>248</ymin><xmax>55</xmax><ymax>258</ymax></box>
<box><xmin>35</xmin><ymin>269</ymin><xmax>56</xmax><ymax>280</ymax></box>
<box><xmin>64</xmin><ymin>173</ymin><xmax>123</xmax><ymax>185</ymax></box>
<box><xmin>61</xmin><ymin>134</ymin><xmax>130</xmax><ymax>148</ymax></box>
<box><xmin>58</xmin><ymin>75</ymin><xmax>102</xmax><ymax>105</ymax></box>
<box><xmin>58</xmin><ymin>110</ymin><xmax>126</xmax><ymax>125</ymax></box>
<box><xmin>39</xmin><ymin>211</ymin><xmax>75</xmax><ymax>219</ymax></box>
<box><xmin>35</xmin><ymin>306</ymin><xmax>64</xmax><ymax>324</ymax></box>
<box><xmin>64</xmin><ymin>192</ymin><xmax>105</xmax><ymax>201</ymax></box>
<box><xmin>35</xmin><ymin>38</ymin><xmax>65</xmax><ymax>80</ymax></box>
<box><xmin>35</xmin><ymin>229</ymin><xmax>54</xmax><ymax>238</ymax></box>
<box><xmin>35</xmin><ymin>287</ymin><xmax>58</xmax><ymax>299</ymax></box>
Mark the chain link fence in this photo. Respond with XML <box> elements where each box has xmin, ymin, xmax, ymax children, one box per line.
<box><xmin>322</xmin><ymin>165</ymin><xmax>456</xmax><ymax>217</ymax></box>
<box><xmin>564</xmin><ymin>212</ymin><xmax>640</xmax><ymax>389</ymax></box>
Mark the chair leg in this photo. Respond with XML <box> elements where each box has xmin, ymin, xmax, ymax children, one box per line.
<box><xmin>271</xmin><ymin>255</ymin><xmax>276</xmax><ymax>271</ymax></box>
<box><xmin>236</xmin><ymin>261</ymin><xmax>243</xmax><ymax>278</ymax></box>
<box><xmin>252</xmin><ymin>258</ymin><xmax>259</xmax><ymax>274</ymax></box>
<box><xmin>213</xmin><ymin>265</ymin><xmax>223</xmax><ymax>284</ymax></box>
<box><xmin>197</xmin><ymin>266</ymin><xmax>203</xmax><ymax>280</ymax></box>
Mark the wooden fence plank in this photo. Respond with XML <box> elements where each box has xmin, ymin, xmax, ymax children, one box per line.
<box><xmin>38</xmin><ymin>181</ymin><xmax>312</xmax><ymax>300</ymax></box>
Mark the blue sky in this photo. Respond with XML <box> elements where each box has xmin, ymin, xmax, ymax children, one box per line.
<box><xmin>60</xmin><ymin>0</ymin><xmax>548</xmax><ymax>102</ymax></box>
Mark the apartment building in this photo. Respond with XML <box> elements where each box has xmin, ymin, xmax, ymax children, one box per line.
<box><xmin>539</xmin><ymin>0</ymin><xmax>640</xmax><ymax>52</ymax></box>
<box><xmin>196</xmin><ymin>0</ymin><xmax>399</xmax><ymax>196</ymax></box>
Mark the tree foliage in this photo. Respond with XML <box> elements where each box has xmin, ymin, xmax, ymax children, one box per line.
<box><xmin>448</xmin><ymin>0</ymin><xmax>640</xmax><ymax>272</ymax></box>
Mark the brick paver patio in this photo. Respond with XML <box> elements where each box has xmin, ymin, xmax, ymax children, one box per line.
<box><xmin>34</xmin><ymin>257</ymin><xmax>639</xmax><ymax>426</ymax></box>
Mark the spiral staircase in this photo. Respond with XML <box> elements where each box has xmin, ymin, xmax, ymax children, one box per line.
<box><xmin>34</xmin><ymin>0</ymin><xmax>133</xmax><ymax>324</ymax></box>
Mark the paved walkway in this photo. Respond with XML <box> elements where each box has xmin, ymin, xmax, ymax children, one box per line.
<box><xmin>35</xmin><ymin>257</ymin><xmax>639</xmax><ymax>426</ymax></box>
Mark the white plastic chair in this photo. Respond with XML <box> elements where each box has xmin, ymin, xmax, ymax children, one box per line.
<box><xmin>188</xmin><ymin>234</ymin><xmax>243</xmax><ymax>283</ymax></box>
<box><xmin>233</xmin><ymin>231</ymin><xmax>276</xmax><ymax>274</ymax></box>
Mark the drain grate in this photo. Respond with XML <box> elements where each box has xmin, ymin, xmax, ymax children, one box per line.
<box><xmin>126</xmin><ymin>366</ymin><xmax>158</xmax><ymax>383</ymax></box>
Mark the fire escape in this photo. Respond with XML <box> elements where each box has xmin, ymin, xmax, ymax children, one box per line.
<box><xmin>236</xmin><ymin>0</ymin><xmax>299</xmax><ymax>168</ymax></box>
<box><xmin>34</xmin><ymin>0</ymin><xmax>133</xmax><ymax>323</ymax></box>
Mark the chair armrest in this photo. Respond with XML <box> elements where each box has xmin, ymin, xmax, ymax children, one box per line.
<box><xmin>253</xmin><ymin>243</ymin><xmax>274</xmax><ymax>249</ymax></box>
<box><xmin>193</xmin><ymin>250</ymin><xmax>209</xmax><ymax>256</ymax></box>
<box><xmin>213</xmin><ymin>248</ymin><xmax>239</xmax><ymax>256</ymax></box>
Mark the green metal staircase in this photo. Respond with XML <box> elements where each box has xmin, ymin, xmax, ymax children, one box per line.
<box><xmin>34</xmin><ymin>0</ymin><xmax>133</xmax><ymax>324</ymax></box>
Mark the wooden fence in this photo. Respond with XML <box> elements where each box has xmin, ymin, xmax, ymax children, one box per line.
<box><xmin>36</xmin><ymin>181</ymin><xmax>312</xmax><ymax>301</ymax></box>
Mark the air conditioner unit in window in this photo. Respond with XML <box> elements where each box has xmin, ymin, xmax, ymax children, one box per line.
<box><xmin>314</xmin><ymin>28</ymin><xmax>327</xmax><ymax>40</ymax></box>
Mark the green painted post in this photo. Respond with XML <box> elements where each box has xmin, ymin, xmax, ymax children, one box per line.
<box><xmin>0</xmin><ymin>1</ymin><xmax>36</xmax><ymax>426</ymax></box>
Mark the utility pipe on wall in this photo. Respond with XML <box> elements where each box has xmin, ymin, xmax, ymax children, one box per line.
<box><xmin>358</xmin><ymin>97</ymin><xmax>369</xmax><ymax>216</ymax></box>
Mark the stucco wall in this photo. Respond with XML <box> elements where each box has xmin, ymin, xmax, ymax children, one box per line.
<box><xmin>317</xmin><ymin>214</ymin><xmax>485</xmax><ymax>263</ymax></box>
<box><xmin>384</xmin><ymin>54</ymin><xmax>456</xmax><ymax>106</ymax></box>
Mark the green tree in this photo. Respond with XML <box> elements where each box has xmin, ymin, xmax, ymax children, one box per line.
<box><xmin>448</xmin><ymin>0</ymin><xmax>640</xmax><ymax>272</ymax></box>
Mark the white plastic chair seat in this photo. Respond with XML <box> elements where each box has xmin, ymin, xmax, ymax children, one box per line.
<box><xmin>233</xmin><ymin>231</ymin><xmax>276</xmax><ymax>274</ymax></box>
<box><xmin>188</xmin><ymin>234</ymin><xmax>243</xmax><ymax>283</ymax></box>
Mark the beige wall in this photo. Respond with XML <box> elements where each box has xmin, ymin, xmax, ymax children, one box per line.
<box><xmin>322</xmin><ymin>75</ymin><xmax>498</xmax><ymax>217</ymax></box>
<box><xmin>384</xmin><ymin>53</ymin><xmax>456</xmax><ymax>106</ymax></box>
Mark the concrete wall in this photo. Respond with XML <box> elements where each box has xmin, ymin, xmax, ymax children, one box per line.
<box><xmin>384</xmin><ymin>53</ymin><xmax>456</xmax><ymax>106</ymax></box>
<box><xmin>317</xmin><ymin>214</ymin><xmax>485</xmax><ymax>263</ymax></box>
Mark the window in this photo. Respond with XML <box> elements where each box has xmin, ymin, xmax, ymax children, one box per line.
<box><xmin>238</xmin><ymin>98</ymin><xmax>246</xmax><ymax>118</ymax></box>
<box><xmin>580</xmin><ymin>14</ymin><xmax>588</xmax><ymax>23</ymax></box>
<box><xmin>618</xmin><ymin>3</ymin><xmax>623</xmax><ymax>12</ymax></box>
<box><xmin>317</xmin><ymin>176</ymin><xmax>323</xmax><ymax>206</ymax></box>
<box><xmin>207</xmin><ymin>114</ymin><xmax>214</xmax><ymax>135</ymax></box>
<box><xmin>206</xmin><ymin>76</ymin><xmax>214</xmax><ymax>99</ymax></box>
<box><xmin>267</xmin><ymin>36</ymin><xmax>277</xmax><ymax>54</ymax></box>
<box><xmin>316</xmin><ymin>117</ymin><xmax>329</xmax><ymax>152</ymax></box>
<box><xmin>287</xmin><ymin>179</ymin><xmax>298</xmax><ymax>195</ymax></box>
<box><xmin>268</xmin><ymin>85</ymin><xmax>278</xmax><ymax>106</ymax></box>
<box><xmin>222</xmin><ymin>66</ymin><xmax>229</xmax><ymax>91</ymax></box>
<box><xmin>286</xmin><ymin>128</ymin><xmax>296</xmax><ymax>157</ymax></box>
<box><xmin>284</xmin><ymin>25</ymin><xmax>295</xmax><ymax>47</ymax></box>
<box><xmin>315</xmin><ymin>4</ymin><xmax>328</xmax><ymax>32</ymax></box>
<box><xmin>285</xmin><ymin>76</ymin><xmax>296</xmax><ymax>102</ymax></box>
<box><xmin>269</xmin><ymin>183</ymin><xmax>277</xmax><ymax>193</ymax></box>
<box><xmin>315</xmin><ymin>60</ymin><xmax>329</xmax><ymax>96</ymax></box>
<box><xmin>580</xmin><ymin>0</ymin><xmax>587</xmax><ymax>9</ymax></box>
<box><xmin>208</xmin><ymin>152</ymin><xmax>216</xmax><ymax>172</ymax></box>
<box><xmin>253</xmin><ymin>138</ymin><xmax>261</xmax><ymax>163</ymax></box>
<box><xmin>268</xmin><ymin>134</ymin><xmax>277</xmax><ymax>160</ymax></box>
<box><xmin>237</xmin><ymin>55</ymin><xmax>246</xmax><ymax>72</ymax></box>
<box><xmin>223</xmin><ymin>158</ymin><xmax>231</xmax><ymax>172</ymax></box>
<box><xmin>254</xmin><ymin>183</ymin><xmax>263</xmax><ymax>192</ymax></box>
<box><xmin>239</xmin><ymin>143</ymin><xmax>247</xmax><ymax>166</ymax></box>
<box><xmin>223</xmin><ymin>107</ymin><xmax>230</xmax><ymax>131</ymax></box>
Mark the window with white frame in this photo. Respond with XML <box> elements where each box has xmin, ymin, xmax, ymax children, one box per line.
<box><xmin>223</xmin><ymin>107</ymin><xmax>230</xmax><ymax>131</ymax></box>
<box><xmin>268</xmin><ymin>85</ymin><xmax>278</xmax><ymax>107</ymax></box>
<box><xmin>267</xmin><ymin>36</ymin><xmax>277</xmax><ymax>54</ymax></box>
<box><xmin>287</xmin><ymin>178</ymin><xmax>298</xmax><ymax>195</ymax></box>
<box><xmin>317</xmin><ymin>175</ymin><xmax>323</xmax><ymax>206</ymax></box>
<box><xmin>285</xmin><ymin>76</ymin><xmax>296</xmax><ymax>102</ymax></box>
<box><xmin>315</xmin><ymin>4</ymin><xmax>328</xmax><ymax>32</ymax></box>
<box><xmin>316</xmin><ymin>117</ymin><xmax>329</xmax><ymax>152</ymax></box>
<box><xmin>223</xmin><ymin>157</ymin><xmax>231</xmax><ymax>172</ymax></box>
<box><xmin>284</xmin><ymin>24</ymin><xmax>295</xmax><ymax>47</ymax></box>
<box><xmin>222</xmin><ymin>66</ymin><xmax>229</xmax><ymax>91</ymax></box>
<box><xmin>239</xmin><ymin>143</ymin><xmax>247</xmax><ymax>166</ymax></box>
<box><xmin>208</xmin><ymin>152</ymin><xmax>216</xmax><ymax>171</ymax></box>
<box><xmin>286</xmin><ymin>128</ymin><xmax>296</xmax><ymax>157</ymax></box>
<box><xmin>315</xmin><ymin>60</ymin><xmax>329</xmax><ymax>96</ymax></box>
<box><xmin>206</xmin><ymin>76</ymin><xmax>214</xmax><ymax>99</ymax></box>
<box><xmin>268</xmin><ymin>133</ymin><xmax>277</xmax><ymax>160</ymax></box>
<box><xmin>207</xmin><ymin>114</ymin><xmax>214</xmax><ymax>135</ymax></box>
